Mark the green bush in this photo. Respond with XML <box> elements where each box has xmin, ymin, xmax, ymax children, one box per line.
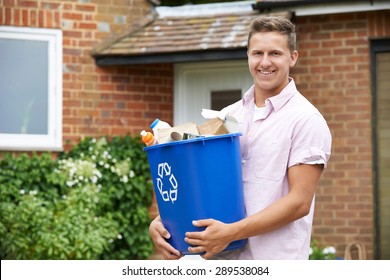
<box><xmin>309</xmin><ymin>239</ymin><xmax>337</xmax><ymax>260</ymax></box>
<box><xmin>0</xmin><ymin>135</ymin><xmax>154</xmax><ymax>260</ymax></box>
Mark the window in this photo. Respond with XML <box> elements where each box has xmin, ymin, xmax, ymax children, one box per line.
<box><xmin>0</xmin><ymin>26</ymin><xmax>62</xmax><ymax>151</ymax></box>
<box><xmin>211</xmin><ymin>90</ymin><xmax>242</xmax><ymax>111</ymax></box>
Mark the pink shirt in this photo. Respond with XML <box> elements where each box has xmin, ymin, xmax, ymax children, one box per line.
<box><xmin>222</xmin><ymin>79</ymin><xmax>332</xmax><ymax>260</ymax></box>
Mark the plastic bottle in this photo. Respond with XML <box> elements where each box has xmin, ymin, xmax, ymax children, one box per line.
<box><xmin>140</xmin><ymin>130</ymin><xmax>157</xmax><ymax>146</ymax></box>
<box><xmin>150</xmin><ymin>119</ymin><xmax>171</xmax><ymax>142</ymax></box>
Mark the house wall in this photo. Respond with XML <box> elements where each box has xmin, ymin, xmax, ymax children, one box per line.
<box><xmin>2</xmin><ymin>0</ymin><xmax>390</xmax><ymax>260</ymax></box>
<box><xmin>0</xmin><ymin>0</ymin><xmax>174</xmax><ymax>152</ymax></box>
<box><xmin>293</xmin><ymin>11</ymin><xmax>390</xmax><ymax>259</ymax></box>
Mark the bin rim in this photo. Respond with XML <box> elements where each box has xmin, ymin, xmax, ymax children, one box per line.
<box><xmin>143</xmin><ymin>132</ymin><xmax>242</xmax><ymax>151</ymax></box>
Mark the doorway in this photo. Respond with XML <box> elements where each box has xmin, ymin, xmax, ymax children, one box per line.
<box><xmin>372</xmin><ymin>39</ymin><xmax>390</xmax><ymax>259</ymax></box>
<box><xmin>174</xmin><ymin>60</ymin><xmax>253</xmax><ymax>125</ymax></box>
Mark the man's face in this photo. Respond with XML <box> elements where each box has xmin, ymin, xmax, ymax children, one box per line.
<box><xmin>247</xmin><ymin>31</ymin><xmax>298</xmax><ymax>97</ymax></box>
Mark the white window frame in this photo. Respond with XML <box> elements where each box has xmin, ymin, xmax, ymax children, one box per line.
<box><xmin>0</xmin><ymin>26</ymin><xmax>62</xmax><ymax>151</ymax></box>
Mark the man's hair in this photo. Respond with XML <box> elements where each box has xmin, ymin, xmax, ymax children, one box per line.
<box><xmin>247</xmin><ymin>16</ymin><xmax>296</xmax><ymax>53</ymax></box>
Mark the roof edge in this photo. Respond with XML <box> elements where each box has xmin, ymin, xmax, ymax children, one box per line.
<box><xmin>252</xmin><ymin>0</ymin><xmax>373</xmax><ymax>10</ymax></box>
<box><xmin>94</xmin><ymin>48</ymin><xmax>248</xmax><ymax>66</ymax></box>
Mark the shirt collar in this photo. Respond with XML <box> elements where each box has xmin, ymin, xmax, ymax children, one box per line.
<box><xmin>242</xmin><ymin>78</ymin><xmax>297</xmax><ymax>112</ymax></box>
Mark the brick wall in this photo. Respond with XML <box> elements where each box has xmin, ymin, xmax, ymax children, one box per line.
<box><xmin>293</xmin><ymin>10</ymin><xmax>390</xmax><ymax>259</ymax></box>
<box><xmin>0</xmin><ymin>0</ymin><xmax>174</xmax><ymax>151</ymax></box>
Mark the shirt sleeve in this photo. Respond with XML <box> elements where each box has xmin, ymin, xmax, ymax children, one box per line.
<box><xmin>288</xmin><ymin>113</ymin><xmax>332</xmax><ymax>170</ymax></box>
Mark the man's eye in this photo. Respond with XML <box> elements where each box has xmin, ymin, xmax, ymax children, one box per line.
<box><xmin>271</xmin><ymin>52</ymin><xmax>280</xmax><ymax>56</ymax></box>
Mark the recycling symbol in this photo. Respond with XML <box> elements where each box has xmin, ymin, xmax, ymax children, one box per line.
<box><xmin>156</xmin><ymin>162</ymin><xmax>178</xmax><ymax>203</ymax></box>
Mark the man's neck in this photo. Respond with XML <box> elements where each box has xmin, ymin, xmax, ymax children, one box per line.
<box><xmin>253</xmin><ymin>78</ymin><xmax>291</xmax><ymax>106</ymax></box>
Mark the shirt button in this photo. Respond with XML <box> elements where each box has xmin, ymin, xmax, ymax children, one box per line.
<box><xmin>242</xmin><ymin>159</ymin><xmax>247</xmax><ymax>164</ymax></box>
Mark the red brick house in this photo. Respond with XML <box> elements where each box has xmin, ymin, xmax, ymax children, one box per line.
<box><xmin>1</xmin><ymin>0</ymin><xmax>389</xmax><ymax>259</ymax></box>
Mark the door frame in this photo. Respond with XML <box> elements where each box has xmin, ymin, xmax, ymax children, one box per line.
<box><xmin>173</xmin><ymin>60</ymin><xmax>252</xmax><ymax>125</ymax></box>
<box><xmin>370</xmin><ymin>38</ymin><xmax>390</xmax><ymax>259</ymax></box>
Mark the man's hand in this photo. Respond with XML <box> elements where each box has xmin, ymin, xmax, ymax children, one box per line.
<box><xmin>149</xmin><ymin>216</ymin><xmax>182</xmax><ymax>260</ymax></box>
<box><xmin>185</xmin><ymin>219</ymin><xmax>234</xmax><ymax>259</ymax></box>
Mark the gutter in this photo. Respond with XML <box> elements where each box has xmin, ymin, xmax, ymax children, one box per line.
<box><xmin>94</xmin><ymin>48</ymin><xmax>247</xmax><ymax>66</ymax></box>
<box><xmin>252</xmin><ymin>0</ymin><xmax>373</xmax><ymax>10</ymax></box>
<box><xmin>252</xmin><ymin>0</ymin><xmax>390</xmax><ymax>16</ymax></box>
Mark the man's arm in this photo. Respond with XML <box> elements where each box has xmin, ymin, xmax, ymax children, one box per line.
<box><xmin>185</xmin><ymin>164</ymin><xmax>324</xmax><ymax>259</ymax></box>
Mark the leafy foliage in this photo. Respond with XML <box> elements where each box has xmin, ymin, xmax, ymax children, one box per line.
<box><xmin>309</xmin><ymin>239</ymin><xmax>337</xmax><ymax>260</ymax></box>
<box><xmin>0</xmin><ymin>135</ymin><xmax>154</xmax><ymax>260</ymax></box>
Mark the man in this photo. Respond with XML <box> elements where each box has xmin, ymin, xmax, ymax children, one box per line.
<box><xmin>149</xmin><ymin>16</ymin><xmax>332</xmax><ymax>260</ymax></box>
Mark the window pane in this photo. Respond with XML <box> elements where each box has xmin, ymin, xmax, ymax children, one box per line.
<box><xmin>0</xmin><ymin>38</ymin><xmax>48</xmax><ymax>134</ymax></box>
<box><xmin>211</xmin><ymin>89</ymin><xmax>242</xmax><ymax>111</ymax></box>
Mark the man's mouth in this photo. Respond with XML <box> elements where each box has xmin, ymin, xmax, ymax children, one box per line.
<box><xmin>258</xmin><ymin>70</ymin><xmax>276</xmax><ymax>75</ymax></box>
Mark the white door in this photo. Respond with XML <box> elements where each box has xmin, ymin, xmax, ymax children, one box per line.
<box><xmin>174</xmin><ymin>60</ymin><xmax>253</xmax><ymax>125</ymax></box>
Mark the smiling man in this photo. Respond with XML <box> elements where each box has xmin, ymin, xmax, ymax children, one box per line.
<box><xmin>149</xmin><ymin>16</ymin><xmax>332</xmax><ymax>260</ymax></box>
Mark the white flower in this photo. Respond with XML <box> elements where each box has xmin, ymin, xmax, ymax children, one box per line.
<box><xmin>322</xmin><ymin>246</ymin><xmax>336</xmax><ymax>255</ymax></box>
<box><xmin>93</xmin><ymin>170</ymin><xmax>102</xmax><ymax>178</ymax></box>
<box><xmin>29</xmin><ymin>190</ymin><xmax>38</xmax><ymax>196</ymax></box>
<box><xmin>129</xmin><ymin>170</ymin><xmax>135</xmax><ymax>178</ymax></box>
<box><xmin>66</xmin><ymin>181</ymin><xmax>74</xmax><ymax>187</ymax></box>
<box><xmin>20</xmin><ymin>189</ymin><xmax>25</xmax><ymax>195</ymax></box>
<box><xmin>91</xmin><ymin>176</ymin><xmax>98</xmax><ymax>183</ymax></box>
<box><xmin>117</xmin><ymin>234</ymin><xmax>123</xmax><ymax>240</ymax></box>
<box><xmin>70</xmin><ymin>167</ymin><xmax>77</xmax><ymax>175</ymax></box>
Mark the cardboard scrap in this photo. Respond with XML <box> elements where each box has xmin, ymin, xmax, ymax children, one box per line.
<box><xmin>153</xmin><ymin>109</ymin><xmax>240</xmax><ymax>144</ymax></box>
<box><xmin>157</xmin><ymin>122</ymin><xmax>199</xmax><ymax>144</ymax></box>
<box><xmin>198</xmin><ymin>118</ymin><xmax>229</xmax><ymax>136</ymax></box>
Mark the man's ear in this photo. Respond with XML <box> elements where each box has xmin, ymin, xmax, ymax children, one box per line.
<box><xmin>290</xmin><ymin>50</ymin><xmax>299</xmax><ymax>67</ymax></box>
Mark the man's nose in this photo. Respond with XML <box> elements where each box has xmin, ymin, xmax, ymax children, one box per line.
<box><xmin>260</xmin><ymin>54</ymin><xmax>271</xmax><ymax>67</ymax></box>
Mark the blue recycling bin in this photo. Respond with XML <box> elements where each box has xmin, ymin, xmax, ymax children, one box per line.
<box><xmin>144</xmin><ymin>133</ymin><xmax>247</xmax><ymax>255</ymax></box>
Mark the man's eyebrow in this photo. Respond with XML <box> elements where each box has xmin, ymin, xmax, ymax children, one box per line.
<box><xmin>250</xmin><ymin>48</ymin><xmax>284</xmax><ymax>52</ymax></box>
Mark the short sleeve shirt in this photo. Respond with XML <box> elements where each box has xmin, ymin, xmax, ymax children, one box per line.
<box><xmin>221</xmin><ymin>79</ymin><xmax>332</xmax><ymax>260</ymax></box>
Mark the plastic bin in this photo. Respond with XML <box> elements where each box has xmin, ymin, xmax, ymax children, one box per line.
<box><xmin>144</xmin><ymin>133</ymin><xmax>247</xmax><ymax>255</ymax></box>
